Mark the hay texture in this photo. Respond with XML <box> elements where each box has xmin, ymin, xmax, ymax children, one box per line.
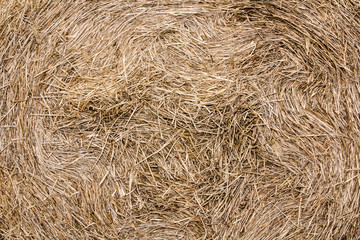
<box><xmin>1</xmin><ymin>0</ymin><xmax>360</xmax><ymax>239</ymax></box>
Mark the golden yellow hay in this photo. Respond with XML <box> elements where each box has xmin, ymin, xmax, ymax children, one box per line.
<box><xmin>1</xmin><ymin>0</ymin><xmax>360</xmax><ymax>239</ymax></box>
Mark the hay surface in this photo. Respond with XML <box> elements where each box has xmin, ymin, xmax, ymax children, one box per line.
<box><xmin>1</xmin><ymin>0</ymin><xmax>360</xmax><ymax>239</ymax></box>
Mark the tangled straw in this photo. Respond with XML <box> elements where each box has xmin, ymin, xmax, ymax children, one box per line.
<box><xmin>1</xmin><ymin>0</ymin><xmax>360</xmax><ymax>239</ymax></box>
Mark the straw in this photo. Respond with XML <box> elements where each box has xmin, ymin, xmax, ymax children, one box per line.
<box><xmin>1</xmin><ymin>0</ymin><xmax>359</xmax><ymax>239</ymax></box>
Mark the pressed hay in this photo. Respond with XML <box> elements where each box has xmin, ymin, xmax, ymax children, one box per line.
<box><xmin>1</xmin><ymin>0</ymin><xmax>360</xmax><ymax>239</ymax></box>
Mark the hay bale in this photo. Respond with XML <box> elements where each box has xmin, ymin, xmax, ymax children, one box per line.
<box><xmin>1</xmin><ymin>0</ymin><xmax>359</xmax><ymax>239</ymax></box>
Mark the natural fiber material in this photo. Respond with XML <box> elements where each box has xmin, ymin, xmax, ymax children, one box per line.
<box><xmin>1</xmin><ymin>0</ymin><xmax>360</xmax><ymax>239</ymax></box>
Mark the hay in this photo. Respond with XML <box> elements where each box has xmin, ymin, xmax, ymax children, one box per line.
<box><xmin>1</xmin><ymin>0</ymin><xmax>360</xmax><ymax>239</ymax></box>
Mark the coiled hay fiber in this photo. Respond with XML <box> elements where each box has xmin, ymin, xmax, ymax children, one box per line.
<box><xmin>1</xmin><ymin>0</ymin><xmax>360</xmax><ymax>239</ymax></box>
